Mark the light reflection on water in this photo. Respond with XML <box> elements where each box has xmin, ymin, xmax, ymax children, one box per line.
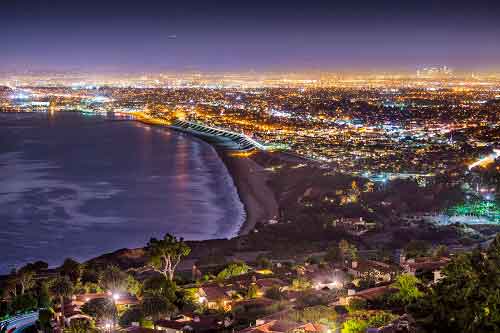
<box><xmin>0</xmin><ymin>112</ymin><xmax>244</xmax><ymax>273</ymax></box>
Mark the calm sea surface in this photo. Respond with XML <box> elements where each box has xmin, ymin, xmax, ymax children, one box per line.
<box><xmin>0</xmin><ymin>112</ymin><xmax>244</xmax><ymax>273</ymax></box>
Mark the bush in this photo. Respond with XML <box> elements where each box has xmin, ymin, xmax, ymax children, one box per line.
<box><xmin>256</xmin><ymin>255</ymin><xmax>272</xmax><ymax>269</ymax></box>
<box><xmin>296</xmin><ymin>291</ymin><xmax>329</xmax><ymax>308</ymax></box>
<box><xmin>346</xmin><ymin>297</ymin><xmax>367</xmax><ymax>313</ymax></box>
<box><xmin>11</xmin><ymin>293</ymin><xmax>38</xmax><ymax>313</ymax></box>
<box><xmin>119</xmin><ymin>307</ymin><xmax>144</xmax><ymax>327</ymax></box>
<box><xmin>342</xmin><ymin>318</ymin><xmax>368</xmax><ymax>333</ymax></box>
<box><xmin>264</xmin><ymin>286</ymin><xmax>284</xmax><ymax>300</ymax></box>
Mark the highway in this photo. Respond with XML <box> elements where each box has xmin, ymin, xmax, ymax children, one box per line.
<box><xmin>0</xmin><ymin>312</ymin><xmax>38</xmax><ymax>333</ymax></box>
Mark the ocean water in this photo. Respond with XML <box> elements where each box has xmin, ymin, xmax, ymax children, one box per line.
<box><xmin>0</xmin><ymin>112</ymin><xmax>245</xmax><ymax>273</ymax></box>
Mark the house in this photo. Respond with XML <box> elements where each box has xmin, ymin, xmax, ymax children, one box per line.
<box><xmin>400</xmin><ymin>256</ymin><xmax>450</xmax><ymax>281</ymax></box>
<box><xmin>196</xmin><ymin>284</ymin><xmax>233</xmax><ymax>310</ymax></box>
<box><xmin>348</xmin><ymin>260</ymin><xmax>397</xmax><ymax>283</ymax></box>
<box><xmin>156</xmin><ymin>314</ymin><xmax>226</xmax><ymax>333</ymax></box>
<box><xmin>238</xmin><ymin>319</ymin><xmax>328</xmax><ymax>333</ymax></box>
<box><xmin>255</xmin><ymin>278</ymin><xmax>287</xmax><ymax>293</ymax></box>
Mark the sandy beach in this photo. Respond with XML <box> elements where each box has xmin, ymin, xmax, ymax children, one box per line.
<box><xmin>218</xmin><ymin>151</ymin><xmax>279</xmax><ymax>236</ymax></box>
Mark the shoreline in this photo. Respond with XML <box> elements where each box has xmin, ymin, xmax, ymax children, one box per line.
<box><xmin>216</xmin><ymin>150</ymin><xmax>279</xmax><ymax>236</ymax></box>
<box><xmin>134</xmin><ymin>116</ymin><xmax>279</xmax><ymax>237</ymax></box>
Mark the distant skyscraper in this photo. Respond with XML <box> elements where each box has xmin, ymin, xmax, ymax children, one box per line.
<box><xmin>417</xmin><ymin>66</ymin><xmax>453</xmax><ymax>78</ymax></box>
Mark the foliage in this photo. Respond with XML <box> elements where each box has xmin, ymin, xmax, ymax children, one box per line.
<box><xmin>119</xmin><ymin>306</ymin><xmax>145</xmax><ymax>327</ymax></box>
<box><xmin>247</xmin><ymin>284</ymin><xmax>259</xmax><ymax>299</ymax></box>
<box><xmin>142</xmin><ymin>276</ymin><xmax>177</xmax><ymax>303</ymax></box>
<box><xmin>264</xmin><ymin>285</ymin><xmax>284</xmax><ymax>300</ymax></box>
<box><xmin>324</xmin><ymin>245</ymin><xmax>341</xmax><ymax>262</ymax></box>
<box><xmin>339</xmin><ymin>239</ymin><xmax>358</xmax><ymax>260</ymax></box>
<box><xmin>11</xmin><ymin>293</ymin><xmax>38</xmax><ymax>312</ymax></box>
<box><xmin>288</xmin><ymin>305</ymin><xmax>337</xmax><ymax>327</ymax></box>
<box><xmin>126</xmin><ymin>275</ymin><xmax>143</xmax><ymax>297</ymax></box>
<box><xmin>38</xmin><ymin>282</ymin><xmax>52</xmax><ymax>308</ymax></box>
<box><xmin>296</xmin><ymin>291</ymin><xmax>329</xmax><ymax>308</ymax></box>
<box><xmin>390</xmin><ymin>274</ymin><xmax>423</xmax><ymax>305</ymax></box>
<box><xmin>306</xmin><ymin>256</ymin><xmax>321</xmax><ymax>265</ymax></box>
<box><xmin>81</xmin><ymin>268</ymin><xmax>99</xmax><ymax>284</ymax></box>
<box><xmin>291</xmin><ymin>277</ymin><xmax>312</xmax><ymax>291</ymax></box>
<box><xmin>81</xmin><ymin>297</ymin><xmax>116</xmax><ymax>321</ymax></box>
<box><xmin>256</xmin><ymin>255</ymin><xmax>272</xmax><ymax>269</ymax></box>
<box><xmin>38</xmin><ymin>308</ymin><xmax>55</xmax><ymax>332</ymax></box>
<box><xmin>404</xmin><ymin>240</ymin><xmax>431</xmax><ymax>259</ymax></box>
<box><xmin>142</xmin><ymin>294</ymin><xmax>175</xmax><ymax>329</ymax></box>
<box><xmin>50</xmin><ymin>276</ymin><xmax>74</xmax><ymax>300</ymax></box>
<box><xmin>346</xmin><ymin>297</ymin><xmax>367</xmax><ymax>313</ymax></box>
<box><xmin>366</xmin><ymin>311</ymin><xmax>397</xmax><ymax>328</ymax></box>
<box><xmin>147</xmin><ymin>233</ymin><xmax>191</xmax><ymax>281</ymax></box>
<box><xmin>341</xmin><ymin>318</ymin><xmax>368</xmax><ymax>333</ymax></box>
<box><xmin>409</xmin><ymin>234</ymin><xmax>500</xmax><ymax>332</ymax></box>
<box><xmin>50</xmin><ymin>276</ymin><xmax>74</xmax><ymax>329</ymax></box>
<box><xmin>99</xmin><ymin>265</ymin><xmax>128</xmax><ymax>294</ymax></box>
<box><xmin>216</xmin><ymin>261</ymin><xmax>250</xmax><ymax>281</ymax></box>
<box><xmin>64</xmin><ymin>318</ymin><xmax>97</xmax><ymax>333</ymax></box>
<box><xmin>22</xmin><ymin>261</ymin><xmax>49</xmax><ymax>273</ymax></box>
<box><xmin>82</xmin><ymin>282</ymin><xmax>102</xmax><ymax>294</ymax></box>
<box><xmin>60</xmin><ymin>258</ymin><xmax>81</xmax><ymax>283</ymax></box>
<box><xmin>16</xmin><ymin>268</ymin><xmax>35</xmax><ymax>295</ymax></box>
<box><xmin>433</xmin><ymin>244</ymin><xmax>449</xmax><ymax>258</ymax></box>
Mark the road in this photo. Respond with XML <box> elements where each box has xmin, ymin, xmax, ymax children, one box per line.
<box><xmin>0</xmin><ymin>312</ymin><xmax>38</xmax><ymax>333</ymax></box>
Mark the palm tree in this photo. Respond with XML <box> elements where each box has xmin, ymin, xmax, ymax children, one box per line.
<box><xmin>142</xmin><ymin>295</ymin><xmax>174</xmax><ymax>330</ymax></box>
<box><xmin>50</xmin><ymin>276</ymin><xmax>74</xmax><ymax>329</ymax></box>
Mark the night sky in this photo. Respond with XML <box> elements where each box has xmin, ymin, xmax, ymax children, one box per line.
<box><xmin>1</xmin><ymin>0</ymin><xmax>500</xmax><ymax>72</ymax></box>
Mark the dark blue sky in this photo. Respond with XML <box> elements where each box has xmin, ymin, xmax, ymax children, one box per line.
<box><xmin>1</xmin><ymin>0</ymin><xmax>500</xmax><ymax>72</ymax></box>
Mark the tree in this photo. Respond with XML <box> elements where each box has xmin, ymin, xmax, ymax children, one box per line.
<box><xmin>60</xmin><ymin>258</ymin><xmax>81</xmax><ymax>284</ymax></box>
<box><xmin>216</xmin><ymin>261</ymin><xmax>250</xmax><ymax>281</ymax></box>
<box><xmin>99</xmin><ymin>265</ymin><xmax>128</xmax><ymax>295</ymax></box>
<box><xmin>346</xmin><ymin>297</ymin><xmax>367</xmax><ymax>313</ymax></box>
<box><xmin>65</xmin><ymin>318</ymin><xmax>97</xmax><ymax>333</ymax></box>
<box><xmin>126</xmin><ymin>275</ymin><xmax>142</xmax><ymax>297</ymax></box>
<box><xmin>366</xmin><ymin>311</ymin><xmax>397</xmax><ymax>328</ymax></box>
<box><xmin>339</xmin><ymin>240</ymin><xmax>358</xmax><ymax>261</ymax></box>
<box><xmin>38</xmin><ymin>282</ymin><xmax>52</xmax><ymax>308</ymax></box>
<box><xmin>81</xmin><ymin>298</ymin><xmax>116</xmax><ymax>322</ymax></box>
<box><xmin>142</xmin><ymin>295</ymin><xmax>175</xmax><ymax>330</ymax></box>
<box><xmin>291</xmin><ymin>277</ymin><xmax>311</xmax><ymax>291</ymax></box>
<box><xmin>390</xmin><ymin>274</ymin><xmax>423</xmax><ymax>305</ymax></box>
<box><xmin>142</xmin><ymin>276</ymin><xmax>177</xmax><ymax>303</ymax></box>
<box><xmin>17</xmin><ymin>268</ymin><xmax>35</xmax><ymax>295</ymax></box>
<box><xmin>11</xmin><ymin>293</ymin><xmax>37</xmax><ymax>312</ymax></box>
<box><xmin>119</xmin><ymin>307</ymin><xmax>145</xmax><ymax>327</ymax></box>
<box><xmin>342</xmin><ymin>318</ymin><xmax>368</xmax><ymax>333</ymax></box>
<box><xmin>409</xmin><ymin>234</ymin><xmax>500</xmax><ymax>332</ymax></box>
<box><xmin>50</xmin><ymin>276</ymin><xmax>74</xmax><ymax>329</ymax></box>
<box><xmin>404</xmin><ymin>240</ymin><xmax>431</xmax><ymax>259</ymax></box>
<box><xmin>433</xmin><ymin>244</ymin><xmax>449</xmax><ymax>258</ymax></box>
<box><xmin>324</xmin><ymin>245</ymin><xmax>341</xmax><ymax>263</ymax></box>
<box><xmin>81</xmin><ymin>268</ymin><xmax>99</xmax><ymax>284</ymax></box>
<box><xmin>247</xmin><ymin>284</ymin><xmax>259</xmax><ymax>299</ymax></box>
<box><xmin>256</xmin><ymin>255</ymin><xmax>272</xmax><ymax>269</ymax></box>
<box><xmin>147</xmin><ymin>233</ymin><xmax>191</xmax><ymax>281</ymax></box>
<box><xmin>38</xmin><ymin>308</ymin><xmax>55</xmax><ymax>332</ymax></box>
<box><xmin>288</xmin><ymin>305</ymin><xmax>337</xmax><ymax>327</ymax></box>
<box><xmin>265</xmin><ymin>286</ymin><xmax>284</xmax><ymax>300</ymax></box>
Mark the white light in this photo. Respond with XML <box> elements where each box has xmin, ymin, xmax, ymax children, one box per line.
<box><xmin>113</xmin><ymin>293</ymin><xmax>120</xmax><ymax>300</ymax></box>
